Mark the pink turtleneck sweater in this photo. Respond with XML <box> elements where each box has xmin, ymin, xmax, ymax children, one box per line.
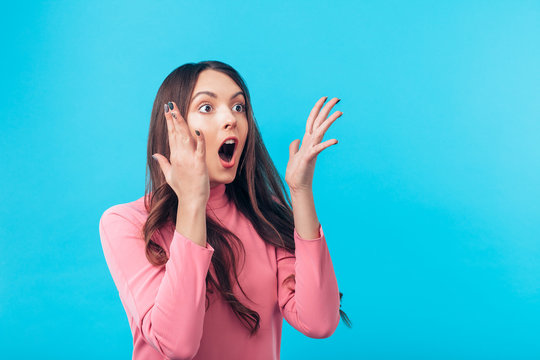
<box><xmin>99</xmin><ymin>183</ymin><xmax>340</xmax><ymax>360</ymax></box>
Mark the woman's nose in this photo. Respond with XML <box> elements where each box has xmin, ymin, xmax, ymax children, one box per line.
<box><xmin>221</xmin><ymin>110</ymin><xmax>237</xmax><ymax>129</ymax></box>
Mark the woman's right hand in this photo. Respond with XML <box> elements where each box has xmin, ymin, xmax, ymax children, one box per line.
<box><xmin>152</xmin><ymin>101</ymin><xmax>210</xmax><ymax>207</ymax></box>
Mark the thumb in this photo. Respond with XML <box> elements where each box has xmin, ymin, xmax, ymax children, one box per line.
<box><xmin>289</xmin><ymin>139</ymin><xmax>300</xmax><ymax>159</ymax></box>
<box><xmin>194</xmin><ymin>129</ymin><xmax>206</xmax><ymax>158</ymax></box>
<box><xmin>152</xmin><ymin>153</ymin><xmax>170</xmax><ymax>175</ymax></box>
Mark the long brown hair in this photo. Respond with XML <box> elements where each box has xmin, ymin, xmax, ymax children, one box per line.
<box><xmin>142</xmin><ymin>60</ymin><xmax>351</xmax><ymax>335</ymax></box>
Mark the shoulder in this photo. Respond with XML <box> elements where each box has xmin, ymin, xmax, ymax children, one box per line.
<box><xmin>98</xmin><ymin>195</ymin><xmax>158</xmax><ymax>258</ymax></box>
<box><xmin>99</xmin><ymin>194</ymin><xmax>150</xmax><ymax>230</ymax></box>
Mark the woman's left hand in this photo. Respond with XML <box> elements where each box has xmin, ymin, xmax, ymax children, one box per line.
<box><xmin>285</xmin><ymin>96</ymin><xmax>342</xmax><ymax>194</ymax></box>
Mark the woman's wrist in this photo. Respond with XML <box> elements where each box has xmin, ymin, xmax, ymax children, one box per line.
<box><xmin>176</xmin><ymin>202</ymin><xmax>208</xmax><ymax>247</ymax></box>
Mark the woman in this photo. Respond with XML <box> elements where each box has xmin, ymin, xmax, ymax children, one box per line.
<box><xmin>99</xmin><ymin>60</ymin><xmax>350</xmax><ymax>360</ymax></box>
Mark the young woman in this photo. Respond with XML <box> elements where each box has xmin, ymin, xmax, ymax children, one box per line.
<box><xmin>99</xmin><ymin>60</ymin><xmax>350</xmax><ymax>360</ymax></box>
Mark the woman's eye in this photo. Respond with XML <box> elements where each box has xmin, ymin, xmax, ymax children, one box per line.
<box><xmin>199</xmin><ymin>104</ymin><xmax>212</xmax><ymax>113</ymax></box>
<box><xmin>234</xmin><ymin>104</ymin><xmax>245</xmax><ymax>112</ymax></box>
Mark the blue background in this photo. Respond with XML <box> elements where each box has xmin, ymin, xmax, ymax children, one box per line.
<box><xmin>1</xmin><ymin>0</ymin><xmax>539</xmax><ymax>358</ymax></box>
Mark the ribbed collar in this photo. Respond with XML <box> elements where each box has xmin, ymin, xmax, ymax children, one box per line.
<box><xmin>206</xmin><ymin>183</ymin><xmax>229</xmax><ymax>210</ymax></box>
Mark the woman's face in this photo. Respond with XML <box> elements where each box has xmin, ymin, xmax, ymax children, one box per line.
<box><xmin>186</xmin><ymin>69</ymin><xmax>249</xmax><ymax>188</ymax></box>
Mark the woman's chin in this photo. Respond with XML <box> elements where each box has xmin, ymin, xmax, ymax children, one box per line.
<box><xmin>210</xmin><ymin>173</ymin><xmax>236</xmax><ymax>187</ymax></box>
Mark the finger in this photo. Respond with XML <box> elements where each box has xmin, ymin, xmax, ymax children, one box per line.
<box><xmin>288</xmin><ymin>139</ymin><xmax>301</xmax><ymax>159</ymax></box>
<box><xmin>163</xmin><ymin>103</ymin><xmax>177</xmax><ymax>149</ymax></box>
<box><xmin>309</xmin><ymin>138</ymin><xmax>338</xmax><ymax>159</ymax></box>
<box><xmin>194</xmin><ymin>129</ymin><xmax>206</xmax><ymax>158</ymax></box>
<box><xmin>306</xmin><ymin>96</ymin><xmax>328</xmax><ymax>134</ymax></box>
<box><xmin>313</xmin><ymin>97</ymin><xmax>340</xmax><ymax>130</ymax></box>
<box><xmin>168</xmin><ymin>101</ymin><xmax>192</xmax><ymax>139</ymax></box>
<box><xmin>168</xmin><ymin>101</ymin><xmax>196</xmax><ymax>152</ymax></box>
<box><xmin>152</xmin><ymin>153</ymin><xmax>171</xmax><ymax>177</ymax></box>
<box><xmin>313</xmin><ymin>111</ymin><xmax>343</xmax><ymax>143</ymax></box>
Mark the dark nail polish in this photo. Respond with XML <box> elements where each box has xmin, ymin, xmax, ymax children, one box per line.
<box><xmin>195</xmin><ymin>130</ymin><xmax>200</xmax><ymax>136</ymax></box>
<box><xmin>164</xmin><ymin>104</ymin><xmax>169</xmax><ymax>113</ymax></box>
<box><xmin>168</xmin><ymin>102</ymin><xmax>174</xmax><ymax>110</ymax></box>
<box><xmin>336</xmin><ymin>98</ymin><xmax>341</xmax><ymax>104</ymax></box>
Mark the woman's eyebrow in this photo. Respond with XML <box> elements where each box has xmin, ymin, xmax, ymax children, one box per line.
<box><xmin>192</xmin><ymin>90</ymin><xmax>245</xmax><ymax>102</ymax></box>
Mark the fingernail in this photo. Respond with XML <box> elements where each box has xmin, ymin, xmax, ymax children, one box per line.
<box><xmin>164</xmin><ymin>104</ymin><xmax>169</xmax><ymax>113</ymax></box>
<box><xmin>195</xmin><ymin>129</ymin><xmax>200</xmax><ymax>136</ymax></box>
<box><xmin>336</xmin><ymin>98</ymin><xmax>341</xmax><ymax>104</ymax></box>
<box><xmin>168</xmin><ymin>102</ymin><xmax>174</xmax><ymax>110</ymax></box>
<box><xmin>152</xmin><ymin>154</ymin><xmax>157</xmax><ymax>160</ymax></box>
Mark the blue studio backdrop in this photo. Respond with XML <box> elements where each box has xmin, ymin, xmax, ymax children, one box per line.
<box><xmin>1</xmin><ymin>0</ymin><xmax>539</xmax><ymax>359</ymax></box>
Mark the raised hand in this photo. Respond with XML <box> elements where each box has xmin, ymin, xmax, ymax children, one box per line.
<box><xmin>152</xmin><ymin>101</ymin><xmax>210</xmax><ymax>206</ymax></box>
<box><xmin>285</xmin><ymin>96</ymin><xmax>342</xmax><ymax>194</ymax></box>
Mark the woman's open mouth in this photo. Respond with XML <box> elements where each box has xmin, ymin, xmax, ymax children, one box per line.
<box><xmin>218</xmin><ymin>137</ymin><xmax>237</xmax><ymax>168</ymax></box>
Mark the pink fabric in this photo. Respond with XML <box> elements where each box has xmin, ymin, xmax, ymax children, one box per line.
<box><xmin>99</xmin><ymin>183</ymin><xmax>340</xmax><ymax>360</ymax></box>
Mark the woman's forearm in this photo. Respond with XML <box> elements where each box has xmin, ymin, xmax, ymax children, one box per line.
<box><xmin>176</xmin><ymin>201</ymin><xmax>208</xmax><ymax>247</ymax></box>
<box><xmin>290</xmin><ymin>189</ymin><xmax>321</xmax><ymax>240</ymax></box>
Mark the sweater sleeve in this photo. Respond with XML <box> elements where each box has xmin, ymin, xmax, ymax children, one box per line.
<box><xmin>99</xmin><ymin>206</ymin><xmax>214</xmax><ymax>360</ymax></box>
<box><xmin>276</xmin><ymin>224</ymin><xmax>340</xmax><ymax>338</ymax></box>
